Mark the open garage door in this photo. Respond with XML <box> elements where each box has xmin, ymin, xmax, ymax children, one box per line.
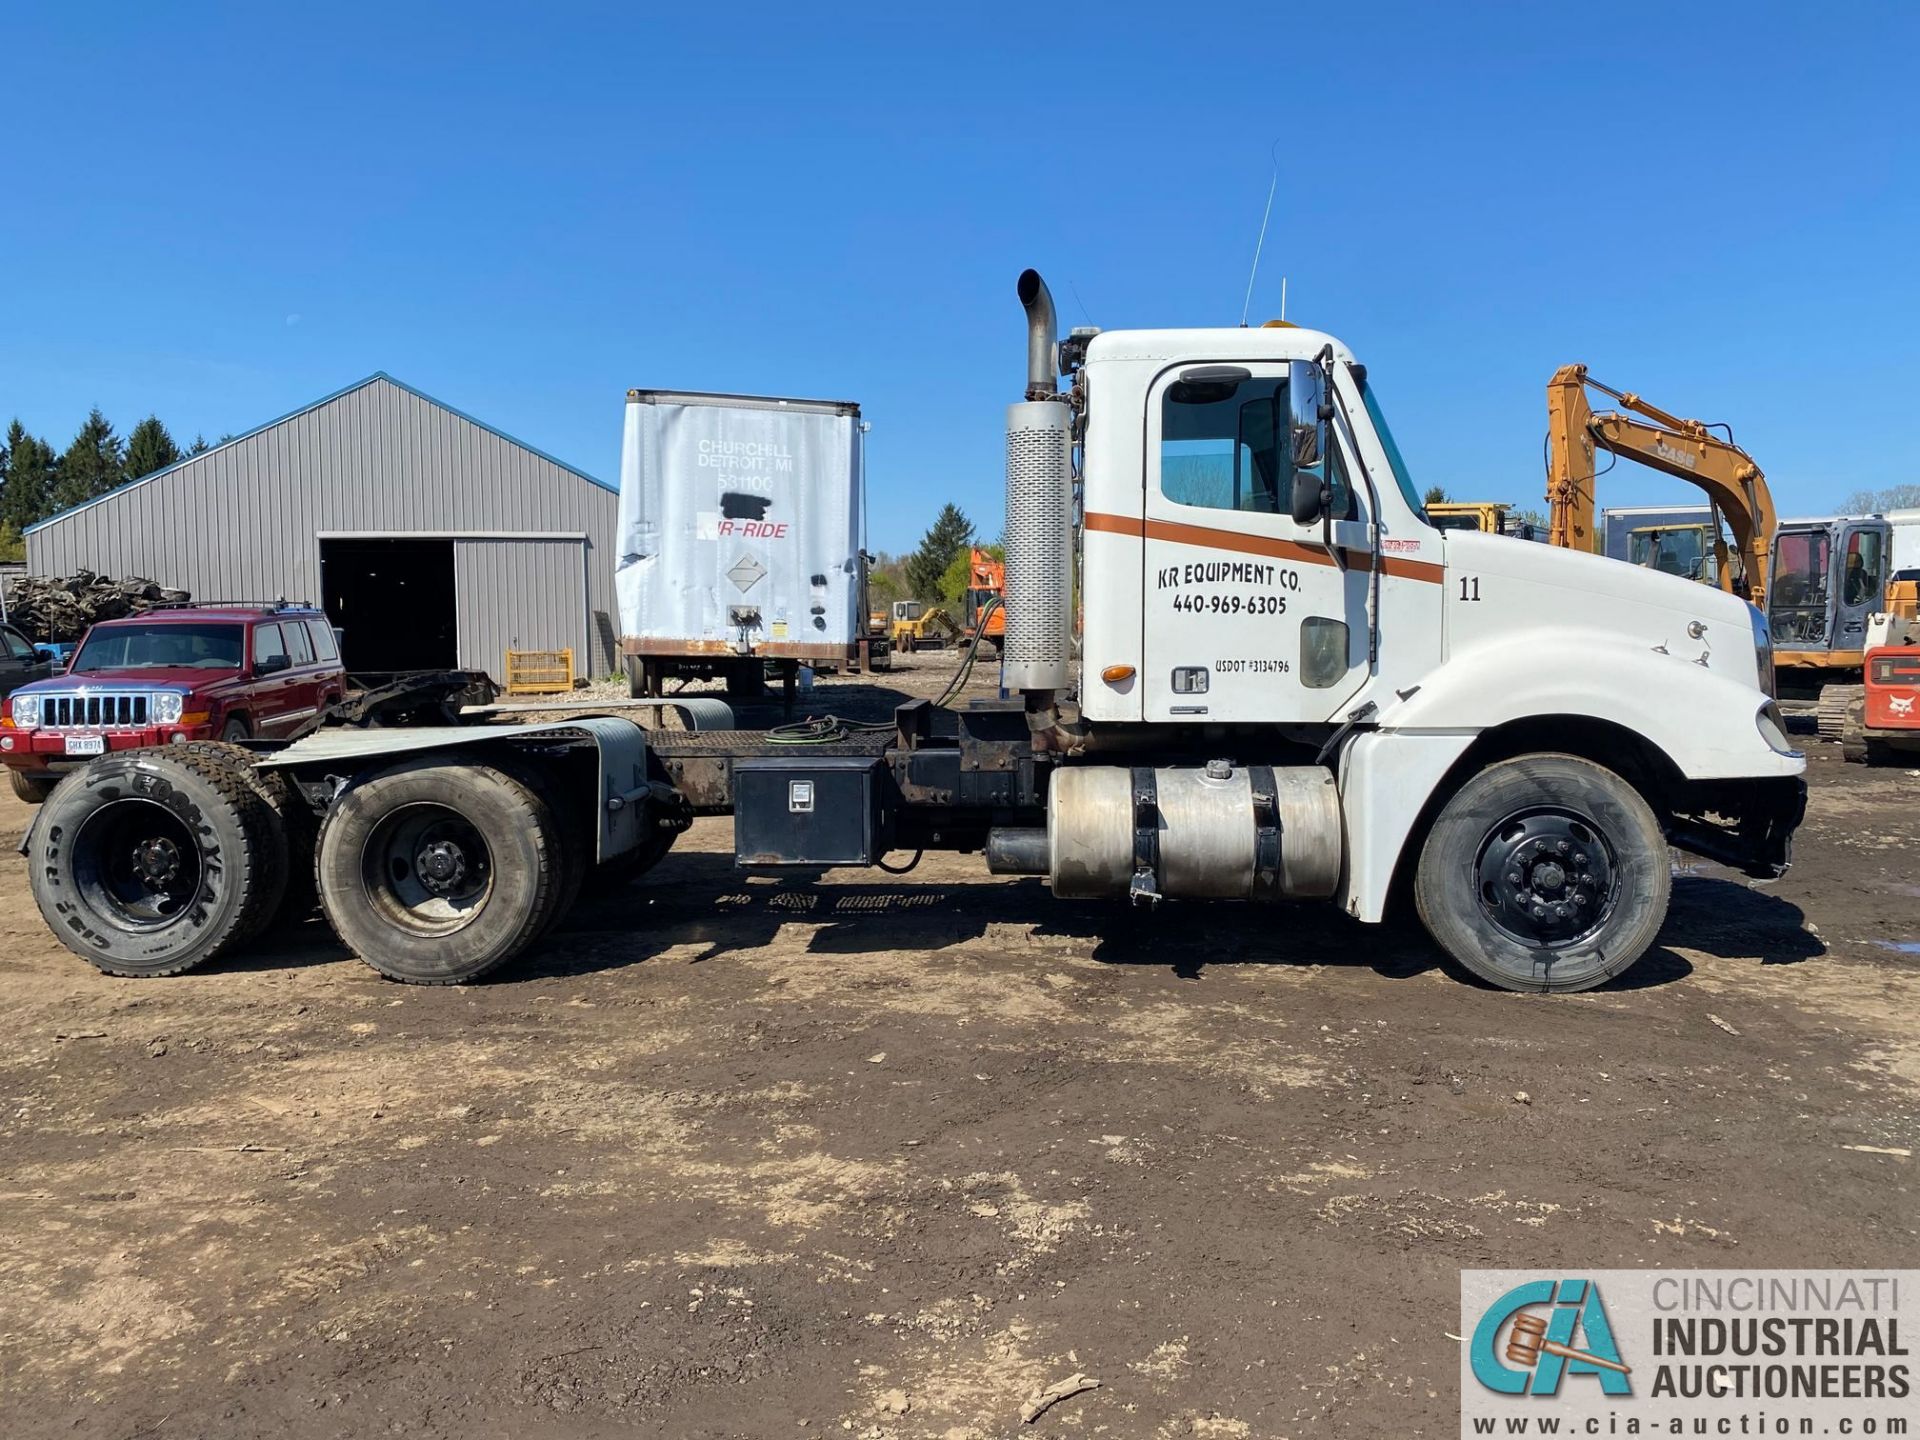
<box><xmin>320</xmin><ymin>538</ymin><xmax>458</xmax><ymax>675</ymax></box>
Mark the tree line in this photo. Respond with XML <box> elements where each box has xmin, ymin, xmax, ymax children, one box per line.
<box><xmin>0</xmin><ymin>411</ymin><xmax>227</xmax><ymax>561</ymax></box>
<box><xmin>866</xmin><ymin>503</ymin><xmax>1004</xmax><ymax>615</ymax></box>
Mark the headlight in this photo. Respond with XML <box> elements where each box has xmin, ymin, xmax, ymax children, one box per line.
<box><xmin>8</xmin><ymin>694</ymin><xmax>37</xmax><ymax>729</ymax></box>
<box><xmin>151</xmin><ymin>693</ymin><xmax>185</xmax><ymax>725</ymax></box>
<box><xmin>1757</xmin><ymin>700</ymin><xmax>1797</xmax><ymax>756</ymax></box>
<box><xmin>1749</xmin><ymin>605</ymin><xmax>1776</xmax><ymax>699</ymax></box>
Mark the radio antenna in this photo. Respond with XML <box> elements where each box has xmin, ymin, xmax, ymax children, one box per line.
<box><xmin>1239</xmin><ymin>139</ymin><xmax>1281</xmax><ymax>327</ymax></box>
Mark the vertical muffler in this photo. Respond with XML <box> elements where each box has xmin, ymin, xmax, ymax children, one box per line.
<box><xmin>1004</xmin><ymin>269</ymin><xmax>1073</xmax><ymax>694</ymax></box>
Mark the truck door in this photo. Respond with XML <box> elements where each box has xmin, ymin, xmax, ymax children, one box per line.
<box><xmin>249</xmin><ymin>622</ymin><xmax>300</xmax><ymax>736</ymax></box>
<box><xmin>1141</xmin><ymin>362</ymin><xmax>1371</xmax><ymax>723</ymax></box>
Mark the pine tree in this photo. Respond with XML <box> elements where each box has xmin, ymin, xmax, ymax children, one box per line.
<box><xmin>187</xmin><ymin>434</ymin><xmax>210</xmax><ymax>455</ymax></box>
<box><xmin>904</xmin><ymin>503</ymin><xmax>974</xmax><ymax>601</ymax></box>
<box><xmin>125</xmin><ymin>415</ymin><xmax>182</xmax><ymax>479</ymax></box>
<box><xmin>51</xmin><ymin>408</ymin><xmax>124</xmax><ymax>511</ymax></box>
<box><xmin>0</xmin><ymin>420</ymin><xmax>56</xmax><ymax>531</ymax></box>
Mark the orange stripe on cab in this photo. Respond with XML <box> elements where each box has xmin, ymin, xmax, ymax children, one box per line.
<box><xmin>1084</xmin><ymin>510</ymin><xmax>1443</xmax><ymax>585</ymax></box>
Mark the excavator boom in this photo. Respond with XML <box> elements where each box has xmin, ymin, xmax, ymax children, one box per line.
<box><xmin>1545</xmin><ymin>365</ymin><xmax>1775</xmax><ymax>610</ymax></box>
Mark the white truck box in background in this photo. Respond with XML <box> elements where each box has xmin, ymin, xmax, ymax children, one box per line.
<box><xmin>615</xmin><ymin>390</ymin><xmax>864</xmax><ymax>691</ymax></box>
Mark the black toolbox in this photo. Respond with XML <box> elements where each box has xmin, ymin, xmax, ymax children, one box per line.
<box><xmin>732</xmin><ymin>757</ymin><xmax>892</xmax><ymax>866</ymax></box>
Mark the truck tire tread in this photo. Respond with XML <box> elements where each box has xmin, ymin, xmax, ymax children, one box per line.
<box><xmin>313</xmin><ymin>757</ymin><xmax>560</xmax><ymax>985</ymax></box>
<box><xmin>1414</xmin><ymin>752</ymin><xmax>1669</xmax><ymax>994</ymax></box>
<box><xmin>170</xmin><ymin>740</ymin><xmax>318</xmax><ymax>934</ymax></box>
<box><xmin>29</xmin><ymin>748</ymin><xmax>288</xmax><ymax>977</ymax></box>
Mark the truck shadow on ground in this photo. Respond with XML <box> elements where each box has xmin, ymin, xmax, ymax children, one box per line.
<box><xmin>496</xmin><ymin>855</ymin><xmax>1825</xmax><ymax>993</ymax></box>
<box><xmin>213</xmin><ymin>855</ymin><xmax>1825</xmax><ymax>992</ymax></box>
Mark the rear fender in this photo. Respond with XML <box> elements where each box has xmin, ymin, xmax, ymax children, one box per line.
<box><xmin>259</xmin><ymin>718</ymin><xmax>659</xmax><ymax>862</ymax></box>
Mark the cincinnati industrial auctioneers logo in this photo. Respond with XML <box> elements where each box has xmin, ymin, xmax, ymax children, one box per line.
<box><xmin>1460</xmin><ymin>1270</ymin><xmax>1916</xmax><ymax>1438</ymax></box>
<box><xmin>1471</xmin><ymin>1278</ymin><xmax>1633</xmax><ymax>1397</ymax></box>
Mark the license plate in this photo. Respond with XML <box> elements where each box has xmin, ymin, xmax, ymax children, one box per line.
<box><xmin>63</xmin><ymin>735</ymin><xmax>106</xmax><ymax>756</ymax></box>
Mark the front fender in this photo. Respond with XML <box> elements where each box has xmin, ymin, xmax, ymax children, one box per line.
<box><xmin>1384</xmin><ymin>630</ymin><xmax>1802</xmax><ymax>781</ymax></box>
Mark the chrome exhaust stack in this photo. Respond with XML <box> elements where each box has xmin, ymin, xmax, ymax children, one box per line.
<box><xmin>1004</xmin><ymin>269</ymin><xmax>1074</xmax><ymax>695</ymax></box>
<box><xmin>1018</xmin><ymin>268</ymin><xmax>1059</xmax><ymax>402</ymax></box>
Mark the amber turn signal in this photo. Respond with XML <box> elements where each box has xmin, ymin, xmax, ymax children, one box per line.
<box><xmin>1100</xmin><ymin>665</ymin><xmax>1136</xmax><ymax>683</ymax></box>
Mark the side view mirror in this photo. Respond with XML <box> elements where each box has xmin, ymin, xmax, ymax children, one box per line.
<box><xmin>1286</xmin><ymin>358</ymin><xmax>1331</xmax><ymax>526</ymax></box>
<box><xmin>1290</xmin><ymin>472</ymin><xmax>1326</xmax><ymax>526</ymax></box>
<box><xmin>255</xmin><ymin>653</ymin><xmax>291</xmax><ymax>676</ymax></box>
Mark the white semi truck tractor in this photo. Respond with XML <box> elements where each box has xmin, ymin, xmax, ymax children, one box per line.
<box><xmin>20</xmin><ymin>272</ymin><xmax>1805</xmax><ymax>992</ymax></box>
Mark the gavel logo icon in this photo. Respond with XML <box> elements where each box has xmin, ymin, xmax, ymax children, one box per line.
<box><xmin>1505</xmin><ymin>1310</ymin><xmax>1632</xmax><ymax>1375</ymax></box>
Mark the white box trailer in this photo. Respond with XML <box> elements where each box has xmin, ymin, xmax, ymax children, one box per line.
<box><xmin>614</xmin><ymin>390</ymin><xmax>865</xmax><ymax>696</ymax></box>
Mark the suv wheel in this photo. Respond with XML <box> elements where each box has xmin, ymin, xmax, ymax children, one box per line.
<box><xmin>221</xmin><ymin>717</ymin><xmax>250</xmax><ymax>742</ymax></box>
<box><xmin>9</xmin><ymin>770</ymin><xmax>57</xmax><ymax>805</ymax></box>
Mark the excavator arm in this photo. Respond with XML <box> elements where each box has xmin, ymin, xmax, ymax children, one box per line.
<box><xmin>1546</xmin><ymin>365</ymin><xmax>1775</xmax><ymax>609</ymax></box>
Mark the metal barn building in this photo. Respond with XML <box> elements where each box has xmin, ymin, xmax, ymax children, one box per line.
<box><xmin>25</xmin><ymin>374</ymin><xmax>619</xmax><ymax>681</ymax></box>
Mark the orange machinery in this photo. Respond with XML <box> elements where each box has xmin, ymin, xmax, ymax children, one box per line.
<box><xmin>1545</xmin><ymin>366</ymin><xmax>1775</xmax><ymax>609</ymax></box>
<box><xmin>965</xmin><ymin>547</ymin><xmax>1006</xmax><ymax>651</ymax></box>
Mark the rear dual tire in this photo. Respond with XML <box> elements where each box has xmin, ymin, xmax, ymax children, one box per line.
<box><xmin>313</xmin><ymin>757</ymin><xmax>563</xmax><ymax>985</ymax></box>
<box><xmin>28</xmin><ymin>749</ymin><xmax>290</xmax><ymax>977</ymax></box>
<box><xmin>1415</xmin><ymin>754</ymin><xmax>1670</xmax><ymax>994</ymax></box>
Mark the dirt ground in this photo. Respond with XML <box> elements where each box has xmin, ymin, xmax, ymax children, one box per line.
<box><xmin>2</xmin><ymin>656</ymin><xmax>1916</xmax><ymax>1439</ymax></box>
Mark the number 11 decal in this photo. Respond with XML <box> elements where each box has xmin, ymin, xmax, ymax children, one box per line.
<box><xmin>1458</xmin><ymin>576</ymin><xmax>1481</xmax><ymax>602</ymax></box>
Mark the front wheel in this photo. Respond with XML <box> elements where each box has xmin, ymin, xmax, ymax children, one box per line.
<box><xmin>1414</xmin><ymin>754</ymin><xmax>1670</xmax><ymax>993</ymax></box>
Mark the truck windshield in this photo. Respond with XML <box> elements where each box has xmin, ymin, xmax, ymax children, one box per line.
<box><xmin>71</xmin><ymin>622</ymin><xmax>245</xmax><ymax>672</ymax></box>
<box><xmin>1357</xmin><ymin>376</ymin><xmax>1426</xmax><ymax>521</ymax></box>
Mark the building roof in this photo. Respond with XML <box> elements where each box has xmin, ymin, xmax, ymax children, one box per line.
<box><xmin>25</xmin><ymin>372</ymin><xmax>610</xmax><ymax>536</ymax></box>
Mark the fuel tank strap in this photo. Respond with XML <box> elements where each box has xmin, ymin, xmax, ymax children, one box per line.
<box><xmin>1248</xmin><ymin>764</ymin><xmax>1282</xmax><ymax>903</ymax></box>
<box><xmin>1130</xmin><ymin>766</ymin><xmax>1161</xmax><ymax>903</ymax></box>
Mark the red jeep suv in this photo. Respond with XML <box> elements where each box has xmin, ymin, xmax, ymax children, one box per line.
<box><xmin>1</xmin><ymin>603</ymin><xmax>345</xmax><ymax>803</ymax></box>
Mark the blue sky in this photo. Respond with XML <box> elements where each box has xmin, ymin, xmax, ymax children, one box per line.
<box><xmin>3</xmin><ymin>2</ymin><xmax>1914</xmax><ymax>550</ymax></box>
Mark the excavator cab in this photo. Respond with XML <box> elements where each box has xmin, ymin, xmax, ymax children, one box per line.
<box><xmin>1770</xmin><ymin>518</ymin><xmax>1888</xmax><ymax>663</ymax></box>
<box><xmin>1627</xmin><ymin>523</ymin><xmax>1735</xmax><ymax>586</ymax></box>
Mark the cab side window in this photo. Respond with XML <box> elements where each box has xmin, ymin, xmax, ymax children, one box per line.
<box><xmin>1163</xmin><ymin>375</ymin><xmax>1285</xmax><ymax>514</ymax></box>
<box><xmin>308</xmin><ymin>619</ymin><xmax>340</xmax><ymax>663</ymax></box>
<box><xmin>254</xmin><ymin>623</ymin><xmax>288</xmax><ymax>669</ymax></box>
<box><xmin>1162</xmin><ymin>373</ymin><xmax>1356</xmax><ymax>520</ymax></box>
<box><xmin>285</xmin><ymin>620</ymin><xmax>315</xmax><ymax>667</ymax></box>
<box><xmin>1845</xmin><ymin>530</ymin><xmax>1885</xmax><ymax>608</ymax></box>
